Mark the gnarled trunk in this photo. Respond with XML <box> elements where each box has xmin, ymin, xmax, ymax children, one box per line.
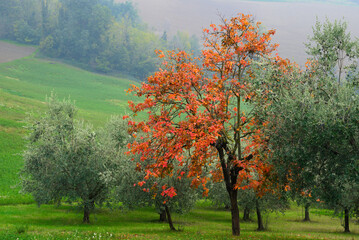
<box><xmin>165</xmin><ymin>204</ymin><xmax>176</xmax><ymax>231</ymax></box>
<box><xmin>303</xmin><ymin>203</ymin><xmax>310</xmax><ymax>222</ymax></box>
<box><xmin>243</xmin><ymin>206</ymin><xmax>251</xmax><ymax>221</ymax></box>
<box><xmin>344</xmin><ymin>208</ymin><xmax>350</xmax><ymax>233</ymax></box>
<box><xmin>256</xmin><ymin>199</ymin><xmax>264</xmax><ymax>231</ymax></box>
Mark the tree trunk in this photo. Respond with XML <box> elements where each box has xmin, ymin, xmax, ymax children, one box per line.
<box><xmin>164</xmin><ymin>204</ymin><xmax>176</xmax><ymax>231</ymax></box>
<box><xmin>344</xmin><ymin>208</ymin><xmax>350</xmax><ymax>233</ymax></box>
<box><xmin>256</xmin><ymin>199</ymin><xmax>265</xmax><ymax>231</ymax></box>
<box><xmin>83</xmin><ymin>204</ymin><xmax>90</xmax><ymax>223</ymax></box>
<box><xmin>243</xmin><ymin>206</ymin><xmax>251</xmax><ymax>221</ymax></box>
<box><xmin>303</xmin><ymin>203</ymin><xmax>310</xmax><ymax>222</ymax></box>
<box><xmin>159</xmin><ymin>209</ymin><xmax>167</xmax><ymax>222</ymax></box>
<box><xmin>55</xmin><ymin>198</ymin><xmax>61</xmax><ymax>207</ymax></box>
<box><xmin>83</xmin><ymin>200</ymin><xmax>94</xmax><ymax>224</ymax></box>
<box><xmin>215</xmin><ymin>137</ymin><xmax>241</xmax><ymax>236</ymax></box>
<box><xmin>229</xmin><ymin>189</ymin><xmax>240</xmax><ymax>235</ymax></box>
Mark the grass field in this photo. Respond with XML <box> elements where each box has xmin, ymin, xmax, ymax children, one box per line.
<box><xmin>0</xmin><ymin>202</ymin><xmax>358</xmax><ymax>239</ymax></box>
<box><xmin>0</xmin><ymin>57</ymin><xmax>139</xmax><ymax>125</ymax></box>
<box><xmin>0</xmin><ymin>55</ymin><xmax>140</xmax><ymax>204</ymax></box>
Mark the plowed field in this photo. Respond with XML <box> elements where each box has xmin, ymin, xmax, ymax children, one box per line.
<box><xmin>0</xmin><ymin>41</ymin><xmax>35</xmax><ymax>63</ymax></box>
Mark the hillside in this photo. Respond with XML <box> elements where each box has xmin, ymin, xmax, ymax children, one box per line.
<box><xmin>0</xmin><ymin>50</ymin><xmax>138</xmax><ymax>204</ymax></box>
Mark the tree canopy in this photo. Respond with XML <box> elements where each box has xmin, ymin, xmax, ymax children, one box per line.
<box><xmin>264</xmin><ymin>18</ymin><xmax>359</xmax><ymax>232</ymax></box>
<box><xmin>22</xmin><ymin>95</ymin><xmax>116</xmax><ymax>223</ymax></box>
<box><xmin>126</xmin><ymin>14</ymin><xmax>280</xmax><ymax>236</ymax></box>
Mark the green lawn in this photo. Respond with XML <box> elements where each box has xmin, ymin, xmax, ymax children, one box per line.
<box><xmin>0</xmin><ymin>203</ymin><xmax>358</xmax><ymax>239</ymax></box>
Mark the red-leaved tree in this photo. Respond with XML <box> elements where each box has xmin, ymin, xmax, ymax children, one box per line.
<box><xmin>126</xmin><ymin>14</ymin><xmax>278</xmax><ymax>235</ymax></box>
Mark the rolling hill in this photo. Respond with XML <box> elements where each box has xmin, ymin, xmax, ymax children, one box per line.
<box><xmin>0</xmin><ymin>44</ymin><xmax>139</xmax><ymax>204</ymax></box>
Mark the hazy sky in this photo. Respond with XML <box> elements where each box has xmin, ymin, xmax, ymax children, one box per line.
<box><xmin>126</xmin><ymin>0</ymin><xmax>359</xmax><ymax>65</ymax></box>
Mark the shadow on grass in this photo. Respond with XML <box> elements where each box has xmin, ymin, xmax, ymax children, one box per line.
<box><xmin>287</xmin><ymin>219</ymin><xmax>320</xmax><ymax>223</ymax></box>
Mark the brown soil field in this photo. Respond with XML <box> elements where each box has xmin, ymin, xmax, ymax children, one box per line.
<box><xmin>0</xmin><ymin>41</ymin><xmax>36</xmax><ymax>63</ymax></box>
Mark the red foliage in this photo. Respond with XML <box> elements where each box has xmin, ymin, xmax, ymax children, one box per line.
<box><xmin>127</xmin><ymin>13</ymin><xmax>280</xmax><ymax>204</ymax></box>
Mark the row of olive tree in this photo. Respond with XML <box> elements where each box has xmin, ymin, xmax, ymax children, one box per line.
<box><xmin>258</xmin><ymin>18</ymin><xmax>359</xmax><ymax>232</ymax></box>
<box><xmin>21</xmin><ymin>94</ymin><xmax>198</xmax><ymax>226</ymax></box>
<box><xmin>21</xmin><ymin>94</ymin><xmax>282</xmax><ymax>230</ymax></box>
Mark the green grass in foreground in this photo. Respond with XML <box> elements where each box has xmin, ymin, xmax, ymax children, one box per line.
<box><xmin>0</xmin><ymin>203</ymin><xmax>358</xmax><ymax>239</ymax></box>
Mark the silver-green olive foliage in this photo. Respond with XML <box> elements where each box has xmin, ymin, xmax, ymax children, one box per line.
<box><xmin>21</xmin><ymin>95</ymin><xmax>115</xmax><ymax>223</ymax></box>
<box><xmin>305</xmin><ymin>18</ymin><xmax>359</xmax><ymax>85</ymax></box>
<box><xmin>265</xmin><ymin>19</ymin><xmax>359</xmax><ymax>231</ymax></box>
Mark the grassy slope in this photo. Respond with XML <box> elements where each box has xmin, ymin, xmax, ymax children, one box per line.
<box><xmin>0</xmin><ymin>57</ymin><xmax>137</xmax><ymax>125</ymax></box>
<box><xmin>0</xmin><ymin>56</ymin><xmax>139</xmax><ymax>204</ymax></box>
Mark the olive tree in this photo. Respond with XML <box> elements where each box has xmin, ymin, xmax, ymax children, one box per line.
<box><xmin>263</xmin><ymin>56</ymin><xmax>359</xmax><ymax>232</ymax></box>
<box><xmin>103</xmin><ymin>116</ymin><xmax>199</xmax><ymax>231</ymax></box>
<box><xmin>305</xmin><ymin>18</ymin><xmax>359</xmax><ymax>84</ymax></box>
<box><xmin>21</xmin><ymin>95</ymin><xmax>115</xmax><ymax>223</ymax></box>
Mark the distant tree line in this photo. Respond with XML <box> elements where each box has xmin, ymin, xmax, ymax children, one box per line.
<box><xmin>0</xmin><ymin>0</ymin><xmax>200</xmax><ymax>80</ymax></box>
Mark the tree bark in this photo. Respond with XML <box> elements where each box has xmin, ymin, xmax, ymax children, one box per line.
<box><xmin>165</xmin><ymin>204</ymin><xmax>176</xmax><ymax>231</ymax></box>
<box><xmin>256</xmin><ymin>199</ymin><xmax>265</xmax><ymax>231</ymax></box>
<box><xmin>159</xmin><ymin>209</ymin><xmax>167</xmax><ymax>222</ymax></box>
<box><xmin>215</xmin><ymin>137</ymin><xmax>241</xmax><ymax>236</ymax></box>
<box><xmin>243</xmin><ymin>206</ymin><xmax>251</xmax><ymax>221</ymax></box>
<box><xmin>229</xmin><ymin>189</ymin><xmax>240</xmax><ymax>235</ymax></box>
<box><xmin>83</xmin><ymin>204</ymin><xmax>90</xmax><ymax>223</ymax></box>
<box><xmin>83</xmin><ymin>200</ymin><xmax>94</xmax><ymax>223</ymax></box>
<box><xmin>303</xmin><ymin>203</ymin><xmax>310</xmax><ymax>222</ymax></box>
<box><xmin>344</xmin><ymin>208</ymin><xmax>350</xmax><ymax>233</ymax></box>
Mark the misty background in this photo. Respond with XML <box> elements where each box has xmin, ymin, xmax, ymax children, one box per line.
<box><xmin>128</xmin><ymin>0</ymin><xmax>359</xmax><ymax>65</ymax></box>
<box><xmin>1</xmin><ymin>0</ymin><xmax>358</xmax><ymax>79</ymax></box>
